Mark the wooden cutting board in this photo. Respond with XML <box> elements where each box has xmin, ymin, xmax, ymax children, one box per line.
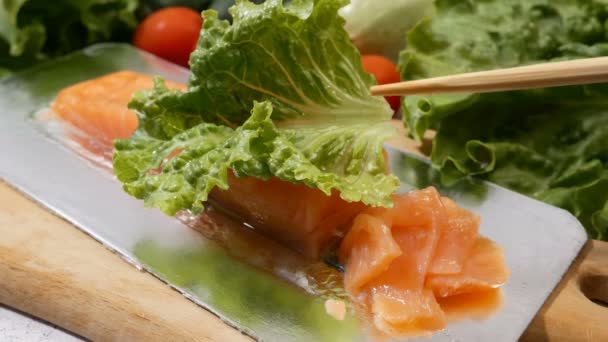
<box><xmin>0</xmin><ymin>132</ymin><xmax>607</xmax><ymax>341</ymax></box>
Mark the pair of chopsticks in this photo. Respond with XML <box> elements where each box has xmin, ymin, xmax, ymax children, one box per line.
<box><xmin>370</xmin><ymin>56</ymin><xmax>608</xmax><ymax>96</ymax></box>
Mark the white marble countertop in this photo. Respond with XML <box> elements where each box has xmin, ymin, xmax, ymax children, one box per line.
<box><xmin>0</xmin><ymin>305</ymin><xmax>83</xmax><ymax>342</ymax></box>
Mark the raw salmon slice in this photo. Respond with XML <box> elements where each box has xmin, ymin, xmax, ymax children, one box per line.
<box><xmin>437</xmin><ymin>289</ymin><xmax>503</xmax><ymax>321</ymax></box>
<box><xmin>212</xmin><ymin>172</ymin><xmax>365</xmax><ymax>258</ymax></box>
<box><xmin>338</xmin><ymin>213</ymin><xmax>401</xmax><ymax>296</ymax></box>
<box><xmin>339</xmin><ymin>187</ymin><xmax>508</xmax><ymax>337</ymax></box>
<box><xmin>366</xmin><ymin>225</ymin><xmax>447</xmax><ymax>335</ymax></box>
<box><xmin>371</xmin><ymin>288</ymin><xmax>446</xmax><ymax>336</ymax></box>
<box><xmin>51</xmin><ymin>70</ymin><xmax>185</xmax><ymax>148</ymax></box>
<box><xmin>428</xmin><ymin>197</ymin><xmax>479</xmax><ymax>275</ymax></box>
<box><xmin>427</xmin><ymin>237</ymin><xmax>509</xmax><ymax>298</ymax></box>
<box><xmin>339</xmin><ymin>188</ymin><xmax>446</xmax><ymax>293</ymax></box>
<box><xmin>339</xmin><ymin>187</ymin><xmax>449</xmax><ymax>335</ymax></box>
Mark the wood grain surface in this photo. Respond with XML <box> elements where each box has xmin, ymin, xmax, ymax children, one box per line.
<box><xmin>0</xmin><ymin>132</ymin><xmax>607</xmax><ymax>341</ymax></box>
<box><xmin>0</xmin><ymin>181</ymin><xmax>249</xmax><ymax>342</ymax></box>
<box><xmin>520</xmin><ymin>239</ymin><xmax>608</xmax><ymax>342</ymax></box>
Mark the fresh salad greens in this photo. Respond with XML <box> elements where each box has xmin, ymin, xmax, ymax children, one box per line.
<box><xmin>0</xmin><ymin>0</ymin><xmax>139</xmax><ymax>76</ymax></box>
<box><xmin>113</xmin><ymin>0</ymin><xmax>398</xmax><ymax>215</ymax></box>
<box><xmin>399</xmin><ymin>0</ymin><xmax>608</xmax><ymax>240</ymax></box>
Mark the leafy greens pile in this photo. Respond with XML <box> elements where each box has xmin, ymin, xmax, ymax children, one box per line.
<box><xmin>399</xmin><ymin>0</ymin><xmax>608</xmax><ymax>240</ymax></box>
<box><xmin>113</xmin><ymin>0</ymin><xmax>398</xmax><ymax>216</ymax></box>
<box><xmin>0</xmin><ymin>0</ymin><xmax>139</xmax><ymax>77</ymax></box>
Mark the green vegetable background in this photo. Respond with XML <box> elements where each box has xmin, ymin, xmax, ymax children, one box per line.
<box><xmin>399</xmin><ymin>0</ymin><xmax>608</xmax><ymax>240</ymax></box>
<box><xmin>0</xmin><ymin>0</ymin><xmax>251</xmax><ymax>77</ymax></box>
<box><xmin>0</xmin><ymin>0</ymin><xmax>138</xmax><ymax>76</ymax></box>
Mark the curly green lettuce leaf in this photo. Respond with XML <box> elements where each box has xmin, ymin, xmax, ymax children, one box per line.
<box><xmin>113</xmin><ymin>0</ymin><xmax>398</xmax><ymax>216</ymax></box>
<box><xmin>184</xmin><ymin>0</ymin><xmax>391</xmax><ymax>127</ymax></box>
<box><xmin>398</xmin><ymin>0</ymin><xmax>608</xmax><ymax>240</ymax></box>
<box><xmin>116</xmin><ymin>100</ymin><xmax>396</xmax><ymax>215</ymax></box>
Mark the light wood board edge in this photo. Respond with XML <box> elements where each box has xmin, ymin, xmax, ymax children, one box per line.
<box><xmin>520</xmin><ymin>239</ymin><xmax>608</xmax><ymax>342</ymax></box>
<box><xmin>0</xmin><ymin>180</ymin><xmax>250</xmax><ymax>342</ymax></box>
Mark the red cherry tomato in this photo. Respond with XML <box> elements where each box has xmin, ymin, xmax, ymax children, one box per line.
<box><xmin>361</xmin><ymin>55</ymin><xmax>401</xmax><ymax>111</ymax></box>
<box><xmin>133</xmin><ymin>7</ymin><xmax>202</xmax><ymax>67</ymax></box>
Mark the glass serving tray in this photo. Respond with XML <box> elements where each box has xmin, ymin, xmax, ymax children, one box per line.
<box><xmin>0</xmin><ymin>43</ymin><xmax>587</xmax><ymax>342</ymax></box>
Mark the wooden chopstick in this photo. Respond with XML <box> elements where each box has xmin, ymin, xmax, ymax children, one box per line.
<box><xmin>370</xmin><ymin>56</ymin><xmax>608</xmax><ymax>96</ymax></box>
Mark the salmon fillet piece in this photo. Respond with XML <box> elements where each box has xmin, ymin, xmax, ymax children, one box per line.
<box><xmin>211</xmin><ymin>172</ymin><xmax>365</xmax><ymax>258</ymax></box>
<box><xmin>427</xmin><ymin>237</ymin><xmax>509</xmax><ymax>298</ymax></box>
<box><xmin>428</xmin><ymin>197</ymin><xmax>479</xmax><ymax>275</ymax></box>
<box><xmin>339</xmin><ymin>188</ymin><xmax>449</xmax><ymax>335</ymax></box>
<box><xmin>338</xmin><ymin>213</ymin><xmax>401</xmax><ymax>296</ymax></box>
<box><xmin>51</xmin><ymin>70</ymin><xmax>184</xmax><ymax>149</ymax></box>
<box><xmin>339</xmin><ymin>188</ymin><xmax>508</xmax><ymax>337</ymax></box>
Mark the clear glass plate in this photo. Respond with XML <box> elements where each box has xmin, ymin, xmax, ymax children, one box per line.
<box><xmin>0</xmin><ymin>43</ymin><xmax>588</xmax><ymax>342</ymax></box>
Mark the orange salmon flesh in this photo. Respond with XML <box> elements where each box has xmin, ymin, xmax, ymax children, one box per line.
<box><xmin>51</xmin><ymin>70</ymin><xmax>185</xmax><ymax>152</ymax></box>
<box><xmin>52</xmin><ymin>71</ymin><xmax>509</xmax><ymax>338</ymax></box>
<box><xmin>338</xmin><ymin>188</ymin><xmax>509</xmax><ymax>336</ymax></box>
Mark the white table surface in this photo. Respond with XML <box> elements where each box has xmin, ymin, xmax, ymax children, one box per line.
<box><xmin>0</xmin><ymin>305</ymin><xmax>83</xmax><ymax>342</ymax></box>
